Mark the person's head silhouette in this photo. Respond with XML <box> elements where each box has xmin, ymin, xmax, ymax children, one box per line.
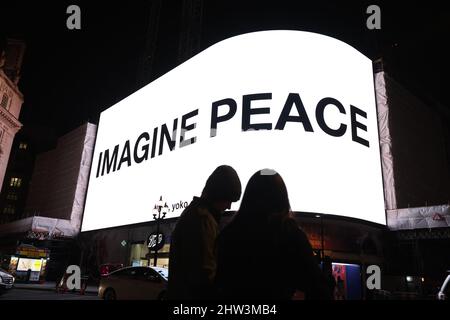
<box><xmin>201</xmin><ymin>165</ymin><xmax>241</xmax><ymax>213</ymax></box>
<box><xmin>238</xmin><ymin>168</ymin><xmax>290</xmax><ymax>220</ymax></box>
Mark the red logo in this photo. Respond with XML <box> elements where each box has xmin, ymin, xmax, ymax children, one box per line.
<box><xmin>432</xmin><ymin>213</ymin><xmax>445</xmax><ymax>221</ymax></box>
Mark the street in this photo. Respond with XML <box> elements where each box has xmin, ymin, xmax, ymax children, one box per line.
<box><xmin>0</xmin><ymin>289</ymin><xmax>100</xmax><ymax>300</ymax></box>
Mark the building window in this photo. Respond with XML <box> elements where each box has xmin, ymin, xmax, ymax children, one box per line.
<box><xmin>19</xmin><ymin>142</ymin><xmax>28</xmax><ymax>150</ymax></box>
<box><xmin>6</xmin><ymin>192</ymin><xmax>18</xmax><ymax>201</ymax></box>
<box><xmin>2</xmin><ymin>205</ymin><xmax>15</xmax><ymax>215</ymax></box>
<box><xmin>9</xmin><ymin>177</ymin><xmax>22</xmax><ymax>188</ymax></box>
<box><xmin>0</xmin><ymin>93</ymin><xmax>10</xmax><ymax>110</ymax></box>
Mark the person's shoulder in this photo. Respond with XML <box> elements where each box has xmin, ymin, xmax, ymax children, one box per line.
<box><xmin>282</xmin><ymin>217</ymin><xmax>309</xmax><ymax>242</ymax></box>
<box><xmin>217</xmin><ymin>219</ymin><xmax>242</xmax><ymax>247</ymax></box>
<box><xmin>189</xmin><ymin>203</ymin><xmax>213</xmax><ymax>220</ymax></box>
<box><xmin>180</xmin><ymin>201</ymin><xmax>215</xmax><ymax>224</ymax></box>
<box><xmin>179</xmin><ymin>198</ymin><xmax>202</xmax><ymax>216</ymax></box>
<box><xmin>282</xmin><ymin>216</ymin><xmax>300</xmax><ymax>231</ymax></box>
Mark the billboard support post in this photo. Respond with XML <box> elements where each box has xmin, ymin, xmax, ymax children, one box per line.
<box><xmin>315</xmin><ymin>214</ymin><xmax>325</xmax><ymax>262</ymax></box>
<box><xmin>321</xmin><ymin>216</ymin><xmax>325</xmax><ymax>261</ymax></box>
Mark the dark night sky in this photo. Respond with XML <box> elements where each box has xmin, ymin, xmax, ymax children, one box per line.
<box><xmin>1</xmin><ymin>1</ymin><xmax>449</xmax><ymax>138</ymax></box>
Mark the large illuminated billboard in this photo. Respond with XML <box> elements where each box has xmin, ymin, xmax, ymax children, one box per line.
<box><xmin>81</xmin><ymin>30</ymin><xmax>386</xmax><ymax>232</ymax></box>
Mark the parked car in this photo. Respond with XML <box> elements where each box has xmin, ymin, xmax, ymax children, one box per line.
<box><xmin>0</xmin><ymin>268</ymin><xmax>15</xmax><ymax>294</ymax></box>
<box><xmin>437</xmin><ymin>271</ymin><xmax>450</xmax><ymax>300</ymax></box>
<box><xmin>98</xmin><ymin>266</ymin><xmax>168</xmax><ymax>300</ymax></box>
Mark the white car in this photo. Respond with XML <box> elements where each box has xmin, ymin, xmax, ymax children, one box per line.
<box><xmin>437</xmin><ymin>272</ymin><xmax>450</xmax><ymax>300</ymax></box>
<box><xmin>98</xmin><ymin>266</ymin><xmax>168</xmax><ymax>300</ymax></box>
<box><xmin>0</xmin><ymin>269</ymin><xmax>15</xmax><ymax>294</ymax></box>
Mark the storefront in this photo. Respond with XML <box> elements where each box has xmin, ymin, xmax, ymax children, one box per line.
<box><xmin>298</xmin><ymin>212</ymin><xmax>388</xmax><ymax>300</ymax></box>
<box><xmin>0</xmin><ymin>229</ymin><xmax>81</xmax><ymax>282</ymax></box>
<box><xmin>6</xmin><ymin>244</ymin><xmax>50</xmax><ymax>282</ymax></box>
<box><xmin>78</xmin><ymin>209</ymin><xmax>388</xmax><ymax>299</ymax></box>
<box><xmin>78</xmin><ymin>218</ymin><xmax>176</xmax><ymax>272</ymax></box>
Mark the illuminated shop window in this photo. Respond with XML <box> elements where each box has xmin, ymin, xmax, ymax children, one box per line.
<box><xmin>9</xmin><ymin>177</ymin><xmax>22</xmax><ymax>188</ymax></box>
<box><xmin>19</xmin><ymin>142</ymin><xmax>28</xmax><ymax>150</ymax></box>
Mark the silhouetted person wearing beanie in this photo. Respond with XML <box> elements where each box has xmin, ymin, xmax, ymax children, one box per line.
<box><xmin>215</xmin><ymin>169</ymin><xmax>333</xmax><ymax>300</ymax></box>
<box><xmin>167</xmin><ymin>165</ymin><xmax>241</xmax><ymax>300</ymax></box>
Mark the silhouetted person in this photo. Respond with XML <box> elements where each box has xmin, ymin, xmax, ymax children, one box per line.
<box><xmin>335</xmin><ymin>276</ymin><xmax>346</xmax><ymax>300</ymax></box>
<box><xmin>323</xmin><ymin>256</ymin><xmax>336</xmax><ymax>296</ymax></box>
<box><xmin>215</xmin><ymin>169</ymin><xmax>333</xmax><ymax>300</ymax></box>
<box><xmin>26</xmin><ymin>269</ymin><xmax>32</xmax><ymax>282</ymax></box>
<box><xmin>167</xmin><ymin>165</ymin><xmax>241</xmax><ymax>300</ymax></box>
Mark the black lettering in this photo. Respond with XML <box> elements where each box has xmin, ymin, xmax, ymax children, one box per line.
<box><xmin>242</xmin><ymin>93</ymin><xmax>272</xmax><ymax>131</ymax></box>
<box><xmin>210</xmin><ymin>98</ymin><xmax>237</xmax><ymax>137</ymax></box>
<box><xmin>275</xmin><ymin>93</ymin><xmax>314</xmax><ymax>131</ymax></box>
<box><xmin>151</xmin><ymin>127</ymin><xmax>158</xmax><ymax>158</ymax></box>
<box><xmin>180</xmin><ymin>109</ymin><xmax>198</xmax><ymax>148</ymax></box>
<box><xmin>134</xmin><ymin>132</ymin><xmax>150</xmax><ymax>163</ymax></box>
<box><xmin>96</xmin><ymin>152</ymin><xmax>103</xmax><ymax>178</ymax></box>
<box><xmin>101</xmin><ymin>145</ymin><xmax>119</xmax><ymax>176</ymax></box>
<box><xmin>350</xmin><ymin>105</ymin><xmax>370</xmax><ymax>147</ymax></box>
<box><xmin>159</xmin><ymin>119</ymin><xmax>178</xmax><ymax>156</ymax></box>
<box><xmin>117</xmin><ymin>140</ymin><xmax>132</xmax><ymax>170</ymax></box>
<box><xmin>316</xmin><ymin>97</ymin><xmax>347</xmax><ymax>137</ymax></box>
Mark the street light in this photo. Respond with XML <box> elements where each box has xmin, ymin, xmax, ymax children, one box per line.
<box><xmin>152</xmin><ymin>196</ymin><xmax>168</xmax><ymax>267</ymax></box>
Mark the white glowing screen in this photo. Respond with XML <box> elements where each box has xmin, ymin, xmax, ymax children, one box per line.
<box><xmin>82</xmin><ymin>30</ymin><xmax>386</xmax><ymax>231</ymax></box>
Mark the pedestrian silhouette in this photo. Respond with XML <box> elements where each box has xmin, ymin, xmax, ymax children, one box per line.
<box><xmin>335</xmin><ymin>276</ymin><xmax>346</xmax><ymax>300</ymax></box>
<box><xmin>215</xmin><ymin>169</ymin><xmax>333</xmax><ymax>299</ymax></box>
<box><xmin>26</xmin><ymin>268</ymin><xmax>32</xmax><ymax>282</ymax></box>
<box><xmin>323</xmin><ymin>256</ymin><xmax>337</xmax><ymax>296</ymax></box>
<box><xmin>167</xmin><ymin>165</ymin><xmax>241</xmax><ymax>300</ymax></box>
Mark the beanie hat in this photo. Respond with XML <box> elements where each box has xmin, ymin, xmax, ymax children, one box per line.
<box><xmin>201</xmin><ymin>165</ymin><xmax>241</xmax><ymax>202</ymax></box>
